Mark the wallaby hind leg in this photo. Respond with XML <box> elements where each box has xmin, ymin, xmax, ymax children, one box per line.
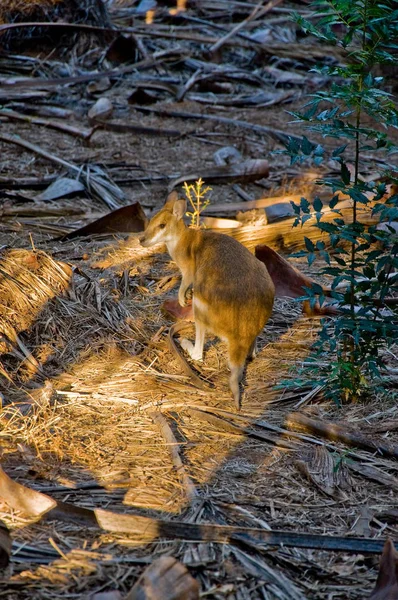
<box><xmin>180</xmin><ymin>320</ymin><xmax>206</xmax><ymax>361</ymax></box>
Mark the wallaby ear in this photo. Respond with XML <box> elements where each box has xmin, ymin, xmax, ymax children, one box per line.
<box><xmin>165</xmin><ymin>190</ymin><xmax>178</xmax><ymax>208</ymax></box>
<box><xmin>173</xmin><ymin>199</ymin><xmax>187</xmax><ymax>220</ymax></box>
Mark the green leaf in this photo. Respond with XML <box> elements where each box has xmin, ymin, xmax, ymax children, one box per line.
<box><xmin>341</xmin><ymin>162</ymin><xmax>351</xmax><ymax>185</ymax></box>
<box><xmin>332</xmin><ymin>144</ymin><xmax>347</xmax><ymax>157</ymax></box>
<box><xmin>300</xmin><ymin>197</ymin><xmax>311</xmax><ymax>213</ymax></box>
<box><xmin>301</xmin><ymin>136</ymin><xmax>314</xmax><ymax>155</ymax></box>
<box><xmin>291</xmin><ymin>201</ymin><xmax>301</xmax><ymax>215</ymax></box>
<box><xmin>348</xmin><ymin>189</ymin><xmax>369</xmax><ymax>204</ymax></box>
<box><xmin>305</xmin><ymin>237</ymin><xmax>315</xmax><ymax>252</ymax></box>
<box><xmin>308</xmin><ymin>253</ymin><xmax>316</xmax><ymax>266</ymax></box>
<box><xmin>313</xmin><ymin>196</ymin><xmax>323</xmax><ymax>212</ymax></box>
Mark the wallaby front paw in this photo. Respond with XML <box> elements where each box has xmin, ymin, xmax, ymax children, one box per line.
<box><xmin>178</xmin><ymin>291</ymin><xmax>187</xmax><ymax>307</ymax></box>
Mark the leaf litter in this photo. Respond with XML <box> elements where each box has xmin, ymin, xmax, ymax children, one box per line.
<box><xmin>0</xmin><ymin>0</ymin><xmax>397</xmax><ymax>598</ymax></box>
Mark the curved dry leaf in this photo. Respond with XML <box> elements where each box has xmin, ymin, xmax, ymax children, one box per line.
<box><xmin>162</xmin><ymin>298</ymin><xmax>193</xmax><ymax>321</ymax></box>
<box><xmin>0</xmin><ymin>521</ymin><xmax>11</xmax><ymax>569</ymax></box>
<box><xmin>0</xmin><ymin>467</ymin><xmax>56</xmax><ymax>517</ymax></box>
<box><xmin>167</xmin><ymin>322</ymin><xmax>207</xmax><ymax>390</ymax></box>
<box><xmin>59</xmin><ymin>202</ymin><xmax>147</xmax><ymax>240</ymax></box>
<box><xmin>370</xmin><ymin>539</ymin><xmax>398</xmax><ymax>600</ymax></box>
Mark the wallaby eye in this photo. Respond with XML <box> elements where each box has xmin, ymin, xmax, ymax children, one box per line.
<box><xmin>159</xmin><ymin>223</ymin><xmax>166</xmax><ymax>229</ymax></box>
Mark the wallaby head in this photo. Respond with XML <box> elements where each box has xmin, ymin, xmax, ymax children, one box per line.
<box><xmin>139</xmin><ymin>194</ymin><xmax>186</xmax><ymax>248</ymax></box>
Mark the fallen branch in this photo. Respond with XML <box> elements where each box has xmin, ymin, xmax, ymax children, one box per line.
<box><xmin>0</xmin><ymin>467</ymin><xmax>394</xmax><ymax>554</ymax></box>
<box><xmin>203</xmin><ymin>194</ymin><xmax>302</xmax><ymax>214</ymax></box>
<box><xmin>285</xmin><ymin>412</ymin><xmax>398</xmax><ymax>460</ymax></box>
<box><xmin>347</xmin><ymin>461</ymin><xmax>398</xmax><ymax>491</ymax></box>
<box><xmin>0</xmin><ymin>50</ymin><xmax>187</xmax><ymax>90</ymax></box>
<box><xmin>0</xmin><ymin>108</ymin><xmax>93</xmax><ymax>141</ymax></box>
<box><xmin>94</xmin><ymin>120</ymin><xmax>181</xmax><ymax>137</ymax></box>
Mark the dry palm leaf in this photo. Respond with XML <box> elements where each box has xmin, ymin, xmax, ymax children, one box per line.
<box><xmin>295</xmin><ymin>446</ymin><xmax>353</xmax><ymax>498</ymax></box>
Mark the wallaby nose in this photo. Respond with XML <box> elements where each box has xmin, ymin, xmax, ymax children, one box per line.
<box><xmin>138</xmin><ymin>234</ymin><xmax>145</xmax><ymax>244</ymax></box>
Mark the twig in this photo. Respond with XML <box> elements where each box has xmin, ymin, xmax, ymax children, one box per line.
<box><xmin>209</xmin><ymin>0</ymin><xmax>284</xmax><ymax>55</ymax></box>
<box><xmin>130</xmin><ymin>105</ymin><xmax>302</xmax><ymax>144</ymax></box>
<box><xmin>0</xmin><ymin>108</ymin><xmax>93</xmax><ymax>140</ymax></box>
<box><xmin>150</xmin><ymin>411</ymin><xmax>197</xmax><ymax>503</ymax></box>
<box><xmin>0</xmin><ymin>132</ymin><xmax>81</xmax><ymax>173</ymax></box>
<box><xmin>293</xmin><ymin>384</ymin><xmax>324</xmax><ymax>409</ymax></box>
<box><xmin>0</xmin><ymin>133</ymin><xmax>123</xmax><ymax>209</ymax></box>
<box><xmin>188</xmin><ymin>407</ymin><xmax>298</xmax><ymax>450</ymax></box>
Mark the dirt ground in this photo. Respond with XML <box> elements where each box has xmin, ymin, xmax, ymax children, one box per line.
<box><xmin>0</xmin><ymin>1</ymin><xmax>397</xmax><ymax>599</ymax></box>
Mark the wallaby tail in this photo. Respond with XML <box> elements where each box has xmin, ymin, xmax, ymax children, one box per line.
<box><xmin>228</xmin><ymin>340</ymin><xmax>252</xmax><ymax>410</ymax></box>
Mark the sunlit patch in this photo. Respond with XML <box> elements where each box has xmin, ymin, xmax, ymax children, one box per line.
<box><xmin>145</xmin><ymin>8</ymin><xmax>156</xmax><ymax>24</ymax></box>
<box><xmin>169</xmin><ymin>0</ymin><xmax>187</xmax><ymax>16</ymax></box>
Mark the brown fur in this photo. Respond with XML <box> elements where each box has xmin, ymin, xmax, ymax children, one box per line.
<box><xmin>140</xmin><ymin>195</ymin><xmax>275</xmax><ymax>409</ymax></box>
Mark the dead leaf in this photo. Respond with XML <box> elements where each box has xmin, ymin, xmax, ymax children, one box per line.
<box><xmin>255</xmin><ymin>244</ymin><xmax>327</xmax><ymax>299</ymax></box>
<box><xmin>265</xmin><ymin>201</ymin><xmax>295</xmax><ymax>223</ymax></box>
<box><xmin>352</xmin><ymin>505</ymin><xmax>372</xmax><ymax>538</ymax></box>
<box><xmin>58</xmin><ymin>202</ymin><xmax>147</xmax><ymax>240</ymax></box>
<box><xmin>0</xmin><ymin>466</ymin><xmax>56</xmax><ymax>517</ymax></box>
<box><xmin>105</xmin><ymin>34</ymin><xmax>139</xmax><ymax>64</ymax></box>
<box><xmin>36</xmin><ymin>177</ymin><xmax>85</xmax><ymax>202</ymax></box>
<box><xmin>125</xmin><ymin>556</ymin><xmax>200</xmax><ymax>600</ymax></box>
<box><xmin>370</xmin><ymin>539</ymin><xmax>398</xmax><ymax>600</ymax></box>
<box><xmin>128</xmin><ymin>87</ymin><xmax>160</xmax><ymax>105</ymax></box>
<box><xmin>88</xmin><ymin>97</ymin><xmax>114</xmax><ymax>121</ymax></box>
<box><xmin>87</xmin><ymin>77</ymin><xmax>111</xmax><ymax>94</ymax></box>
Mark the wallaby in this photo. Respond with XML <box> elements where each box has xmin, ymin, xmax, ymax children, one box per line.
<box><xmin>139</xmin><ymin>194</ymin><xmax>275</xmax><ymax>409</ymax></box>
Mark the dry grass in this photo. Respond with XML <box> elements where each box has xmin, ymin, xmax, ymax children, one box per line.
<box><xmin>0</xmin><ymin>0</ymin><xmax>109</xmax><ymax>49</ymax></box>
<box><xmin>0</xmin><ymin>0</ymin><xmax>62</xmax><ymax>23</ymax></box>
